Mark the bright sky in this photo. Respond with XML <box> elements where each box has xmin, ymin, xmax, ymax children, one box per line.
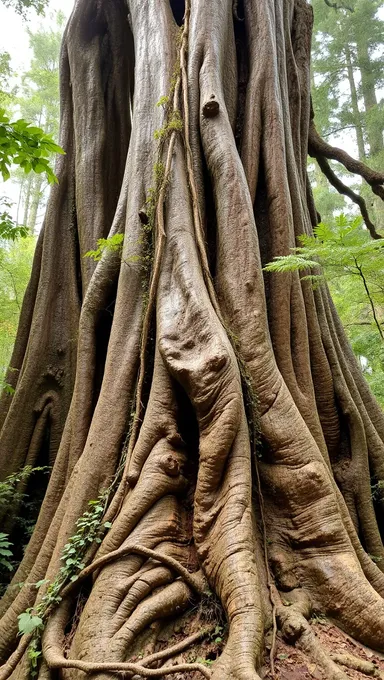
<box><xmin>0</xmin><ymin>0</ymin><xmax>74</xmax><ymax>74</ymax></box>
<box><xmin>0</xmin><ymin>0</ymin><xmax>75</xmax><ymax>221</ymax></box>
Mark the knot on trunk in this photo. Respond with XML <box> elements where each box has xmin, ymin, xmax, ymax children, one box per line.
<box><xmin>159</xmin><ymin>453</ymin><xmax>181</xmax><ymax>477</ymax></box>
<box><xmin>202</xmin><ymin>95</ymin><xmax>220</xmax><ymax>118</ymax></box>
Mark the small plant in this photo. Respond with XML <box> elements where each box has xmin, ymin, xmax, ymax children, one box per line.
<box><xmin>0</xmin><ymin>465</ymin><xmax>50</xmax><ymax>511</ymax></box>
<box><xmin>368</xmin><ymin>553</ymin><xmax>383</xmax><ymax>564</ymax></box>
<box><xmin>0</xmin><ymin>197</ymin><xmax>29</xmax><ymax>241</ymax></box>
<box><xmin>84</xmin><ymin>233</ymin><xmax>124</xmax><ymax>262</ymax></box>
<box><xmin>156</xmin><ymin>95</ymin><xmax>169</xmax><ymax>108</ymax></box>
<box><xmin>0</xmin><ymin>379</ymin><xmax>15</xmax><ymax>396</ymax></box>
<box><xmin>311</xmin><ymin>612</ymin><xmax>328</xmax><ymax>625</ymax></box>
<box><xmin>371</xmin><ymin>480</ymin><xmax>384</xmax><ymax>501</ymax></box>
<box><xmin>196</xmin><ymin>657</ymin><xmax>214</xmax><ymax>667</ymax></box>
<box><xmin>0</xmin><ymin>533</ymin><xmax>13</xmax><ymax>572</ymax></box>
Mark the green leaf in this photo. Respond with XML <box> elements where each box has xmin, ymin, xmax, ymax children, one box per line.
<box><xmin>17</xmin><ymin>612</ymin><xmax>43</xmax><ymax>636</ymax></box>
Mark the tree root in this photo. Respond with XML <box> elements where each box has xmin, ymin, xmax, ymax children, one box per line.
<box><xmin>44</xmin><ymin>655</ymin><xmax>212</xmax><ymax>679</ymax></box>
<box><xmin>133</xmin><ymin>627</ymin><xmax>215</xmax><ymax>670</ymax></box>
<box><xmin>278</xmin><ymin>609</ymin><xmax>349</xmax><ymax>680</ymax></box>
<box><xmin>0</xmin><ymin>634</ymin><xmax>33</xmax><ymax>680</ymax></box>
<box><xmin>331</xmin><ymin>652</ymin><xmax>384</xmax><ymax>678</ymax></box>
<box><xmin>61</xmin><ymin>544</ymin><xmax>206</xmax><ymax>599</ymax></box>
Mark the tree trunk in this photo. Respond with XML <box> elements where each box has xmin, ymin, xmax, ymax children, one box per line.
<box><xmin>27</xmin><ymin>174</ymin><xmax>44</xmax><ymax>235</ymax></box>
<box><xmin>22</xmin><ymin>175</ymin><xmax>32</xmax><ymax>229</ymax></box>
<box><xmin>1</xmin><ymin>1</ymin><xmax>384</xmax><ymax>679</ymax></box>
<box><xmin>344</xmin><ymin>42</ymin><xmax>366</xmax><ymax>160</ymax></box>
<box><xmin>356</xmin><ymin>39</ymin><xmax>383</xmax><ymax>157</ymax></box>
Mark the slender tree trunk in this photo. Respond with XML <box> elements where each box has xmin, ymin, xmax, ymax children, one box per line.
<box><xmin>22</xmin><ymin>175</ymin><xmax>32</xmax><ymax>228</ymax></box>
<box><xmin>15</xmin><ymin>178</ymin><xmax>24</xmax><ymax>227</ymax></box>
<box><xmin>356</xmin><ymin>39</ymin><xmax>383</xmax><ymax>157</ymax></box>
<box><xmin>1</xmin><ymin>2</ymin><xmax>384</xmax><ymax>679</ymax></box>
<box><xmin>344</xmin><ymin>42</ymin><xmax>366</xmax><ymax>160</ymax></box>
<box><xmin>28</xmin><ymin>175</ymin><xmax>44</xmax><ymax>235</ymax></box>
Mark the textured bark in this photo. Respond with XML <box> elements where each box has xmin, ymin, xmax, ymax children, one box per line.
<box><xmin>1</xmin><ymin>1</ymin><xmax>384</xmax><ymax>679</ymax></box>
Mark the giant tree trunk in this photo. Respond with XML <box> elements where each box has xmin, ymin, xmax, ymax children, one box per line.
<box><xmin>1</xmin><ymin>1</ymin><xmax>384</xmax><ymax>679</ymax></box>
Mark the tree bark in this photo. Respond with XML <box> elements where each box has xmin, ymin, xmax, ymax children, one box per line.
<box><xmin>1</xmin><ymin>1</ymin><xmax>384</xmax><ymax>679</ymax></box>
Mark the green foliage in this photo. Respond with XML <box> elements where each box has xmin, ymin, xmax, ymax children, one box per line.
<box><xmin>156</xmin><ymin>95</ymin><xmax>169</xmax><ymax>108</ymax></box>
<box><xmin>154</xmin><ymin>109</ymin><xmax>183</xmax><ymax>139</ymax></box>
<box><xmin>17</xmin><ymin>610</ymin><xmax>43</xmax><ymax>635</ymax></box>
<box><xmin>15</xmin><ymin>489</ymin><xmax>116</xmax><ymax>677</ymax></box>
<box><xmin>84</xmin><ymin>233</ymin><xmax>124</xmax><ymax>261</ymax></box>
<box><xmin>311</xmin><ymin>0</ymin><xmax>384</xmax><ymax>229</ymax></box>
<box><xmin>265</xmin><ymin>214</ymin><xmax>384</xmax><ymax>406</ymax></box>
<box><xmin>264</xmin><ymin>215</ymin><xmax>384</xmax><ymax>279</ymax></box>
<box><xmin>1</xmin><ymin>0</ymin><xmax>49</xmax><ymax>17</ymax></box>
<box><xmin>0</xmin><ymin>466</ymin><xmax>49</xmax><ymax>589</ymax></box>
<box><xmin>0</xmin><ymin>465</ymin><xmax>49</xmax><ymax>511</ymax></box>
<box><xmin>0</xmin><ymin>533</ymin><xmax>13</xmax><ymax>572</ymax></box>
<box><xmin>0</xmin><ymin>52</ymin><xmax>15</xmax><ymax>109</ymax></box>
<box><xmin>0</xmin><ymin>235</ymin><xmax>35</xmax><ymax>383</ymax></box>
<box><xmin>0</xmin><ymin>107</ymin><xmax>64</xmax><ymax>184</ymax></box>
<box><xmin>0</xmin><ymin>197</ymin><xmax>28</xmax><ymax>240</ymax></box>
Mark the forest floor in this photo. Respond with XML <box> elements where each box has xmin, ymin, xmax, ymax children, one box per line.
<box><xmin>126</xmin><ymin>614</ymin><xmax>384</xmax><ymax>679</ymax></box>
<box><xmin>261</xmin><ymin>619</ymin><xmax>384</xmax><ymax>679</ymax></box>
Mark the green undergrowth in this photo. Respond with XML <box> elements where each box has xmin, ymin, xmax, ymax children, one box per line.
<box><xmin>15</xmin><ymin>439</ymin><xmax>133</xmax><ymax>675</ymax></box>
<box><xmin>0</xmin><ymin>466</ymin><xmax>50</xmax><ymax>589</ymax></box>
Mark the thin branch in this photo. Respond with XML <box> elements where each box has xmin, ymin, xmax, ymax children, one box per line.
<box><xmin>324</xmin><ymin>0</ymin><xmax>354</xmax><ymax>12</ymax></box>
<box><xmin>353</xmin><ymin>257</ymin><xmax>384</xmax><ymax>341</ymax></box>
<box><xmin>322</xmin><ymin>125</ymin><xmax>357</xmax><ymax>138</ymax></box>
<box><xmin>344</xmin><ymin>322</ymin><xmax>383</xmax><ymax>327</ymax></box>
<box><xmin>314</xmin><ymin>154</ymin><xmax>382</xmax><ymax>240</ymax></box>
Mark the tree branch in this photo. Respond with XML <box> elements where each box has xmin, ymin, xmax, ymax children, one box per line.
<box><xmin>324</xmin><ymin>0</ymin><xmax>354</xmax><ymax>12</ymax></box>
<box><xmin>353</xmin><ymin>257</ymin><xmax>384</xmax><ymax>341</ymax></box>
<box><xmin>309</xmin><ymin>121</ymin><xmax>384</xmax><ymax>202</ymax></box>
<box><xmin>313</xmin><ymin>154</ymin><xmax>382</xmax><ymax>240</ymax></box>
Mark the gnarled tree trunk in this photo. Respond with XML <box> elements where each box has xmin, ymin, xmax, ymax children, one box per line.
<box><xmin>1</xmin><ymin>1</ymin><xmax>384</xmax><ymax>679</ymax></box>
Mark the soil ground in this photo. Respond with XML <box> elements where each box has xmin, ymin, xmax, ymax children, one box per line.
<box><xmin>125</xmin><ymin>616</ymin><xmax>384</xmax><ymax>679</ymax></box>
<box><xmin>261</xmin><ymin>619</ymin><xmax>384</xmax><ymax>679</ymax></box>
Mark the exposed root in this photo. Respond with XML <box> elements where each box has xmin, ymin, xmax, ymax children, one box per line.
<box><xmin>255</xmin><ymin>458</ymin><xmax>278</xmax><ymax>677</ymax></box>
<box><xmin>278</xmin><ymin>608</ymin><xmax>349</xmax><ymax>680</ymax></box>
<box><xmin>0</xmin><ymin>635</ymin><xmax>33</xmax><ymax>680</ymax></box>
<box><xmin>3</xmin><ymin>0</ymin><xmax>384</xmax><ymax>678</ymax></box>
<box><xmin>45</xmin><ymin>656</ymin><xmax>212</xmax><ymax>679</ymax></box>
<box><xmin>60</xmin><ymin>544</ymin><xmax>206</xmax><ymax>598</ymax></box>
<box><xmin>331</xmin><ymin>652</ymin><xmax>384</xmax><ymax>678</ymax></box>
<box><xmin>134</xmin><ymin>627</ymin><xmax>215</xmax><ymax>669</ymax></box>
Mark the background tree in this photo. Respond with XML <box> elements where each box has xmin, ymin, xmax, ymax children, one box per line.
<box><xmin>0</xmin><ymin>0</ymin><xmax>48</xmax><ymax>17</ymax></box>
<box><xmin>311</xmin><ymin>0</ymin><xmax>384</xmax><ymax>227</ymax></box>
<box><xmin>1</xmin><ymin>1</ymin><xmax>384</xmax><ymax>680</ymax></box>
<box><xmin>15</xmin><ymin>13</ymin><xmax>63</xmax><ymax>234</ymax></box>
